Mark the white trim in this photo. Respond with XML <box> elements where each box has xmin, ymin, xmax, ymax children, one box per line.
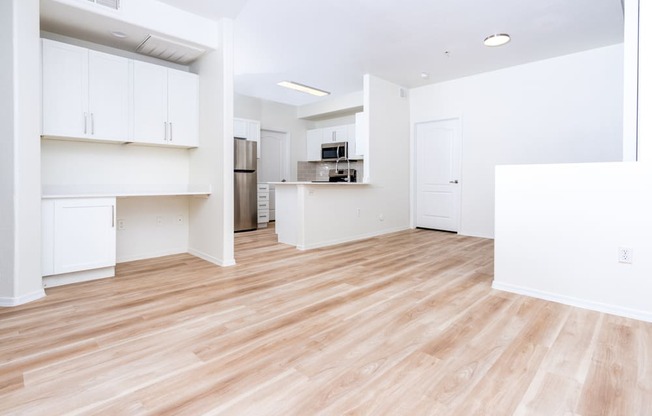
<box><xmin>0</xmin><ymin>289</ymin><xmax>47</xmax><ymax>307</ymax></box>
<box><xmin>297</xmin><ymin>226</ymin><xmax>409</xmax><ymax>251</ymax></box>
<box><xmin>492</xmin><ymin>281</ymin><xmax>652</xmax><ymax>323</ymax></box>
<box><xmin>43</xmin><ymin>267</ymin><xmax>115</xmax><ymax>288</ymax></box>
<box><xmin>117</xmin><ymin>248</ymin><xmax>188</xmax><ymax>263</ymax></box>
<box><xmin>188</xmin><ymin>248</ymin><xmax>236</xmax><ymax>267</ymax></box>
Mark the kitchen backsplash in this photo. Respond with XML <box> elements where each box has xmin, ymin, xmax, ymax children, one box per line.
<box><xmin>297</xmin><ymin>160</ymin><xmax>364</xmax><ymax>182</ymax></box>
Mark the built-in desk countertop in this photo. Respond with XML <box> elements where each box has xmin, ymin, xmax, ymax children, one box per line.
<box><xmin>42</xmin><ymin>184</ymin><xmax>212</xmax><ymax>199</ymax></box>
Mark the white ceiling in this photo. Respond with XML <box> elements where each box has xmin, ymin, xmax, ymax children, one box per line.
<box><xmin>41</xmin><ymin>0</ymin><xmax>625</xmax><ymax>107</ymax></box>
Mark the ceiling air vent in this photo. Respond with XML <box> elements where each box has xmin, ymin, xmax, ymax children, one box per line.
<box><xmin>135</xmin><ymin>35</ymin><xmax>205</xmax><ymax>65</ymax></box>
<box><xmin>86</xmin><ymin>0</ymin><xmax>120</xmax><ymax>10</ymax></box>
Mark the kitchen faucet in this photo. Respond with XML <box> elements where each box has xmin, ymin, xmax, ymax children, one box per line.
<box><xmin>335</xmin><ymin>156</ymin><xmax>352</xmax><ymax>182</ymax></box>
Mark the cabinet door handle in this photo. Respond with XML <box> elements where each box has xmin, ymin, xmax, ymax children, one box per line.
<box><xmin>169</xmin><ymin>122</ymin><xmax>173</xmax><ymax>142</ymax></box>
<box><xmin>83</xmin><ymin>113</ymin><xmax>88</xmax><ymax>134</ymax></box>
<box><xmin>91</xmin><ymin>113</ymin><xmax>95</xmax><ymax>135</ymax></box>
<box><xmin>332</xmin><ymin>131</ymin><xmax>335</xmax><ymax>141</ymax></box>
<box><xmin>111</xmin><ymin>205</ymin><xmax>115</xmax><ymax>228</ymax></box>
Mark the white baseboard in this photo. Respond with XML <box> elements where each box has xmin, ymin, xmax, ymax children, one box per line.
<box><xmin>298</xmin><ymin>226</ymin><xmax>410</xmax><ymax>251</ymax></box>
<box><xmin>43</xmin><ymin>267</ymin><xmax>115</xmax><ymax>288</ymax></box>
<box><xmin>188</xmin><ymin>248</ymin><xmax>236</xmax><ymax>267</ymax></box>
<box><xmin>117</xmin><ymin>248</ymin><xmax>188</xmax><ymax>263</ymax></box>
<box><xmin>0</xmin><ymin>289</ymin><xmax>46</xmax><ymax>307</ymax></box>
<box><xmin>492</xmin><ymin>281</ymin><xmax>652</xmax><ymax>323</ymax></box>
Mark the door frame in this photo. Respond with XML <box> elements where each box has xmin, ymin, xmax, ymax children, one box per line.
<box><xmin>410</xmin><ymin>117</ymin><xmax>463</xmax><ymax>231</ymax></box>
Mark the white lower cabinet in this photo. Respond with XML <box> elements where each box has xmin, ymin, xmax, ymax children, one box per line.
<box><xmin>257</xmin><ymin>183</ymin><xmax>270</xmax><ymax>227</ymax></box>
<box><xmin>42</xmin><ymin>198</ymin><xmax>117</xmax><ymax>286</ymax></box>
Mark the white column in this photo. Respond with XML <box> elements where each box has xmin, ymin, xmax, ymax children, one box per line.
<box><xmin>622</xmin><ymin>0</ymin><xmax>639</xmax><ymax>161</ymax></box>
<box><xmin>0</xmin><ymin>0</ymin><xmax>44</xmax><ymax>306</ymax></box>
<box><xmin>638</xmin><ymin>0</ymin><xmax>652</xmax><ymax>161</ymax></box>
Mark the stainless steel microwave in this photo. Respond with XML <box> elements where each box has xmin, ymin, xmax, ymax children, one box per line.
<box><xmin>321</xmin><ymin>142</ymin><xmax>348</xmax><ymax>161</ymax></box>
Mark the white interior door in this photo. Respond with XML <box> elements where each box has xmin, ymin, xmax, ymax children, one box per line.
<box><xmin>416</xmin><ymin>119</ymin><xmax>461</xmax><ymax>232</ymax></box>
<box><xmin>259</xmin><ymin>130</ymin><xmax>289</xmax><ymax>221</ymax></box>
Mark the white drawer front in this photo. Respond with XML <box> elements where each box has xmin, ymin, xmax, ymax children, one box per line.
<box><xmin>257</xmin><ymin>192</ymin><xmax>269</xmax><ymax>201</ymax></box>
<box><xmin>258</xmin><ymin>201</ymin><xmax>269</xmax><ymax>209</ymax></box>
<box><xmin>257</xmin><ymin>183</ymin><xmax>269</xmax><ymax>192</ymax></box>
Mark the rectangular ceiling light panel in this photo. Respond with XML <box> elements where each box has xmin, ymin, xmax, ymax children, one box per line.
<box><xmin>135</xmin><ymin>35</ymin><xmax>205</xmax><ymax>65</ymax></box>
<box><xmin>277</xmin><ymin>81</ymin><xmax>330</xmax><ymax>97</ymax></box>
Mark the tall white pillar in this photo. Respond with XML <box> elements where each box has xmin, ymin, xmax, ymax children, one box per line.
<box><xmin>0</xmin><ymin>0</ymin><xmax>45</xmax><ymax>306</ymax></box>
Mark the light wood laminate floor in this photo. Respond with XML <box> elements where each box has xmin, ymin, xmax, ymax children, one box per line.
<box><xmin>1</xmin><ymin>227</ymin><xmax>650</xmax><ymax>415</ymax></box>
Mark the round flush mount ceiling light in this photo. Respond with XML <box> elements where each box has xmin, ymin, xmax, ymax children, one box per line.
<box><xmin>110</xmin><ymin>31</ymin><xmax>128</xmax><ymax>39</ymax></box>
<box><xmin>483</xmin><ymin>33</ymin><xmax>511</xmax><ymax>47</ymax></box>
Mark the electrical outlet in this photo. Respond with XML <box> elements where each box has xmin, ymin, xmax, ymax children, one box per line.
<box><xmin>618</xmin><ymin>247</ymin><xmax>633</xmax><ymax>264</ymax></box>
<box><xmin>356</xmin><ymin>208</ymin><xmax>361</xmax><ymax>217</ymax></box>
<box><xmin>379</xmin><ymin>214</ymin><xmax>384</xmax><ymax>222</ymax></box>
<box><xmin>117</xmin><ymin>219</ymin><xmax>125</xmax><ymax>230</ymax></box>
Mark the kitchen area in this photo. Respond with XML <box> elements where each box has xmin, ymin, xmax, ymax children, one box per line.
<box><xmin>233</xmin><ymin>95</ymin><xmax>370</xmax><ymax>245</ymax></box>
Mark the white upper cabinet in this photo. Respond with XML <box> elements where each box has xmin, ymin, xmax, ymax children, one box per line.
<box><xmin>42</xmin><ymin>38</ymin><xmax>199</xmax><ymax>148</ymax></box>
<box><xmin>322</xmin><ymin>125</ymin><xmax>348</xmax><ymax>143</ymax></box>
<box><xmin>88</xmin><ymin>51</ymin><xmax>130</xmax><ymax>140</ymax></box>
<box><xmin>306</xmin><ymin>122</ymin><xmax>361</xmax><ymax>161</ymax></box>
<box><xmin>42</xmin><ymin>39</ymin><xmax>129</xmax><ymax>142</ymax></box>
<box><xmin>234</xmin><ymin>118</ymin><xmax>261</xmax><ymax>157</ymax></box>
<box><xmin>132</xmin><ymin>61</ymin><xmax>168</xmax><ymax>145</ymax></box>
<box><xmin>306</xmin><ymin>129</ymin><xmax>323</xmax><ymax>161</ymax></box>
<box><xmin>167</xmin><ymin>69</ymin><xmax>199</xmax><ymax>147</ymax></box>
<box><xmin>132</xmin><ymin>61</ymin><xmax>199</xmax><ymax>147</ymax></box>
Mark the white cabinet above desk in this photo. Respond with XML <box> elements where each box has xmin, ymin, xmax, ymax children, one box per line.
<box><xmin>133</xmin><ymin>61</ymin><xmax>199</xmax><ymax>147</ymax></box>
<box><xmin>42</xmin><ymin>38</ymin><xmax>199</xmax><ymax>148</ymax></box>
<box><xmin>42</xmin><ymin>39</ymin><xmax>130</xmax><ymax>142</ymax></box>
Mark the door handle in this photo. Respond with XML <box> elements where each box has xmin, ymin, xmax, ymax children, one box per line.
<box><xmin>169</xmin><ymin>122</ymin><xmax>173</xmax><ymax>142</ymax></box>
<box><xmin>91</xmin><ymin>113</ymin><xmax>95</xmax><ymax>135</ymax></box>
<box><xmin>449</xmin><ymin>180</ymin><xmax>459</xmax><ymax>184</ymax></box>
<box><xmin>84</xmin><ymin>113</ymin><xmax>88</xmax><ymax>134</ymax></box>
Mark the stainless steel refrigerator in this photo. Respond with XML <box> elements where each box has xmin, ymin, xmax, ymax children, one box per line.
<box><xmin>234</xmin><ymin>138</ymin><xmax>258</xmax><ymax>232</ymax></box>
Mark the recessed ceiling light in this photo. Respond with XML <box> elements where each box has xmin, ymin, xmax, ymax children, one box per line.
<box><xmin>420</xmin><ymin>72</ymin><xmax>430</xmax><ymax>79</ymax></box>
<box><xmin>110</xmin><ymin>31</ymin><xmax>128</xmax><ymax>39</ymax></box>
<box><xmin>484</xmin><ymin>33</ymin><xmax>511</xmax><ymax>47</ymax></box>
<box><xmin>277</xmin><ymin>81</ymin><xmax>330</xmax><ymax>97</ymax></box>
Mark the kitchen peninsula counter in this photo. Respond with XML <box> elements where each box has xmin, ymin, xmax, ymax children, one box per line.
<box><xmin>270</xmin><ymin>182</ymin><xmax>369</xmax><ymax>186</ymax></box>
<box><xmin>271</xmin><ymin>181</ymin><xmax>372</xmax><ymax>250</ymax></box>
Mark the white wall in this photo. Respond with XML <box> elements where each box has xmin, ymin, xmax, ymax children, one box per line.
<box><xmin>297</xmin><ymin>75</ymin><xmax>410</xmax><ymax>249</ymax></box>
<box><xmin>188</xmin><ymin>19</ymin><xmax>235</xmax><ymax>266</ymax></box>
<box><xmin>115</xmin><ymin>197</ymin><xmax>189</xmax><ymax>262</ymax></box>
<box><xmin>494</xmin><ymin>162</ymin><xmax>652</xmax><ymax>322</ymax></box>
<box><xmin>234</xmin><ymin>94</ymin><xmax>311</xmax><ymax>180</ymax></box>
<box><xmin>296</xmin><ymin>91</ymin><xmax>363</xmax><ymax>120</ymax></box>
<box><xmin>0</xmin><ymin>0</ymin><xmax>44</xmax><ymax>306</ymax></box>
<box><xmin>411</xmin><ymin>44</ymin><xmax>624</xmax><ymax>238</ymax></box>
<box><xmin>493</xmin><ymin>4</ymin><xmax>651</xmax><ymax>322</ymax></box>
